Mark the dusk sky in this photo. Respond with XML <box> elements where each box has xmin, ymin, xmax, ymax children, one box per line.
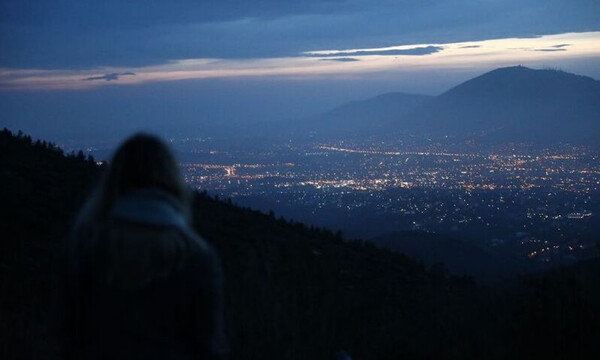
<box><xmin>1</xmin><ymin>0</ymin><xmax>599</xmax><ymax>143</ymax></box>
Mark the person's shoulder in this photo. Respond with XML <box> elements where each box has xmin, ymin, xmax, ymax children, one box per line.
<box><xmin>179</xmin><ymin>229</ymin><xmax>223</xmax><ymax>286</ymax></box>
<box><xmin>180</xmin><ymin>228</ymin><xmax>219</xmax><ymax>263</ymax></box>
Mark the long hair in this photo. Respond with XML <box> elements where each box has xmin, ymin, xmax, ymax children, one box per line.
<box><xmin>96</xmin><ymin>133</ymin><xmax>190</xmax><ymax>220</ymax></box>
<box><xmin>74</xmin><ymin>133</ymin><xmax>195</xmax><ymax>290</ymax></box>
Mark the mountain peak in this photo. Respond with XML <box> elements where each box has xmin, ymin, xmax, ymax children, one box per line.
<box><xmin>411</xmin><ymin>66</ymin><xmax>600</xmax><ymax>143</ymax></box>
<box><xmin>491</xmin><ymin>65</ymin><xmax>534</xmax><ymax>73</ymax></box>
<box><xmin>492</xmin><ymin>65</ymin><xmax>535</xmax><ymax>72</ymax></box>
<box><xmin>486</xmin><ymin>65</ymin><xmax>575</xmax><ymax>76</ymax></box>
<box><xmin>461</xmin><ymin>65</ymin><xmax>599</xmax><ymax>89</ymax></box>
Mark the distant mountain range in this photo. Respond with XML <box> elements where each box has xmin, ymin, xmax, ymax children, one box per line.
<box><xmin>309</xmin><ymin>66</ymin><xmax>600</xmax><ymax>144</ymax></box>
<box><xmin>301</xmin><ymin>92</ymin><xmax>432</xmax><ymax>137</ymax></box>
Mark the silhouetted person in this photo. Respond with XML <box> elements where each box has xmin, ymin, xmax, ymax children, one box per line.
<box><xmin>59</xmin><ymin>134</ymin><xmax>227</xmax><ymax>359</ymax></box>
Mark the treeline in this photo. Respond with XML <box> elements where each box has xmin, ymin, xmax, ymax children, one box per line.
<box><xmin>1</xmin><ymin>128</ymin><xmax>598</xmax><ymax>359</ymax></box>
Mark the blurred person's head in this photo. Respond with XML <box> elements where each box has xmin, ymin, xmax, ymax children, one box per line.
<box><xmin>96</xmin><ymin>133</ymin><xmax>190</xmax><ymax>220</ymax></box>
<box><xmin>75</xmin><ymin>133</ymin><xmax>196</xmax><ymax>289</ymax></box>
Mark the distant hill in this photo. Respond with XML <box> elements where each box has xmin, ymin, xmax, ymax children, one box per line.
<box><xmin>305</xmin><ymin>92</ymin><xmax>431</xmax><ymax>137</ymax></box>
<box><xmin>410</xmin><ymin>66</ymin><xmax>600</xmax><ymax>143</ymax></box>
<box><xmin>308</xmin><ymin>66</ymin><xmax>600</xmax><ymax>144</ymax></box>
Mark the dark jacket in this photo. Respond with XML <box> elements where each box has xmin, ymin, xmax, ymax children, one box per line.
<box><xmin>59</xmin><ymin>189</ymin><xmax>227</xmax><ymax>359</ymax></box>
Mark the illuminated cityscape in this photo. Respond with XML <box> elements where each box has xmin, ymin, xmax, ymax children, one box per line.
<box><xmin>174</xmin><ymin>137</ymin><xmax>600</xmax><ymax>265</ymax></box>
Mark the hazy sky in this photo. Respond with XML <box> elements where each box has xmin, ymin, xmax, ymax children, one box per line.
<box><xmin>1</xmin><ymin>0</ymin><xmax>599</xmax><ymax>143</ymax></box>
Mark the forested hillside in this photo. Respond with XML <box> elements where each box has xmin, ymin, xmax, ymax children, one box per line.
<box><xmin>1</xmin><ymin>128</ymin><xmax>598</xmax><ymax>359</ymax></box>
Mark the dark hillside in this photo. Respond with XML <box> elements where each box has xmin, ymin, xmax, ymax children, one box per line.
<box><xmin>0</xmin><ymin>130</ymin><xmax>99</xmax><ymax>358</ymax></box>
<box><xmin>0</xmin><ymin>128</ymin><xmax>496</xmax><ymax>359</ymax></box>
<box><xmin>503</xmin><ymin>259</ymin><xmax>600</xmax><ymax>360</ymax></box>
<box><xmin>1</xmin><ymin>128</ymin><xmax>598</xmax><ymax>359</ymax></box>
<box><xmin>372</xmin><ymin>231</ymin><xmax>531</xmax><ymax>283</ymax></box>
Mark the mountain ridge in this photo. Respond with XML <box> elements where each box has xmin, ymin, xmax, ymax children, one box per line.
<box><xmin>409</xmin><ymin>66</ymin><xmax>600</xmax><ymax>142</ymax></box>
<box><xmin>310</xmin><ymin>66</ymin><xmax>600</xmax><ymax>144</ymax></box>
<box><xmin>298</xmin><ymin>92</ymin><xmax>431</xmax><ymax>138</ymax></box>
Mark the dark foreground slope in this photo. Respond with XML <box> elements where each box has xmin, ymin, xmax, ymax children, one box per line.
<box><xmin>372</xmin><ymin>231</ymin><xmax>532</xmax><ymax>283</ymax></box>
<box><xmin>1</xmin><ymin>129</ymin><xmax>599</xmax><ymax>360</ymax></box>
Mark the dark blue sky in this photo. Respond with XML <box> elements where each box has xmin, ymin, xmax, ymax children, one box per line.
<box><xmin>0</xmin><ymin>0</ymin><xmax>599</xmax><ymax>143</ymax></box>
<box><xmin>1</xmin><ymin>0</ymin><xmax>599</xmax><ymax>68</ymax></box>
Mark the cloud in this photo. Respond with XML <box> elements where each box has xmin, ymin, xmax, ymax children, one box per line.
<box><xmin>532</xmin><ymin>43</ymin><xmax>573</xmax><ymax>52</ymax></box>
<box><xmin>460</xmin><ymin>45</ymin><xmax>481</xmax><ymax>49</ymax></box>
<box><xmin>1</xmin><ymin>1</ymin><xmax>599</xmax><ymax>69</ymax></box>
<box><xmin>0</xmin><ymin>1</ymin><xmax>343</xmax><ymax>27</ymax></box>
<box><xmin>82</xmin><ymin>72</ymin><xmax>136</xmax><ymax>81</ymax></box>
<box><xmin>319</xmin><ymin>57</ymin><xmax>360</xmax><ymax>62</ymax></box>
<box><xmin>534</xmin><ymin>48</ymin><xmax>567</xmax><ymax>52</ymax></box>
<box><xmin>307</xmin><ymin>46</ymin><xmax>444</xmax><ymax>57</ymax></box>
<box><xmin>1</xmin><ymin>31</ymin><xmax>598</xmax><ymax>91</ymax></box>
